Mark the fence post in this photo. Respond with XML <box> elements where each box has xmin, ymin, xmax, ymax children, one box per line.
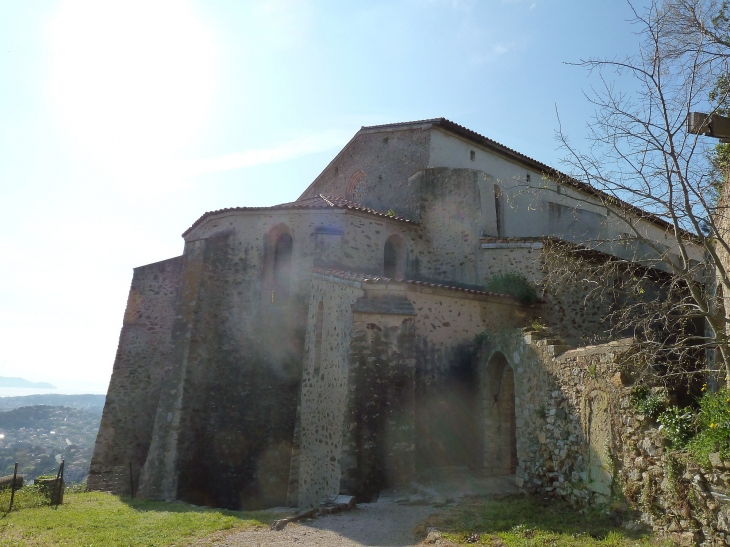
<box><xmin>54</xmin><ymin>460</ymin><xmax>64</xmax><ymax>508</ymax></box>
<box><xmin>8</xmin><ymin>462</ymin><xmax>18</xmax><ymax>512</ymax></box>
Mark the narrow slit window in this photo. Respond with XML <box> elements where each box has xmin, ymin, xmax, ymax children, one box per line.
<box><xmin>313</xmin><ymin>301</ymin><xmax>324</xmax><ymax>377</ymax></box>
<box><xmin>494</xmin><ymin>185</ymin><xmax>505</xmax><ymax>238</ymax></box>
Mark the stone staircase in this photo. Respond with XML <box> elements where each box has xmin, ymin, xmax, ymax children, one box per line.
<box><xmin>522</xmin><ymin>328</ymin><xmax>570</xmax><ymax>357</ymax></box>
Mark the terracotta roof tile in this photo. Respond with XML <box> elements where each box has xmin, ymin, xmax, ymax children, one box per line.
<box><xmin>182</xmin><ymin>194</ymin><xmax>415</xmax><ymax>237</ymax></box>
<box><xmin>311</xmin><ymin>267</ymin><xmax>524</xmax><ymax>301</ymax></box>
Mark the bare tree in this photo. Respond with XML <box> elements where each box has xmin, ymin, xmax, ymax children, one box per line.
<box><xmin>547</xmin><ymin>0</ymin><xmax>730</xmax><ymax>390</ymax></box>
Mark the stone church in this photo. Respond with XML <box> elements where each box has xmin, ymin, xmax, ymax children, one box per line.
<box><xmin>88</xmin><ymin>118</ymin><xmax>702</xmax><ymax>510</ymax></box>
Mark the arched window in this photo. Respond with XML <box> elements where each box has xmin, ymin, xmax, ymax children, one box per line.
<box><xmin>346</xmin><ymin>171</ymin><xmax>367</xmax><ymax>203</ymax></box>
<box><xmin>273</xmin><ymin>232</ymin><xmax>293</xmax><ymax>303</ymax></box>
<box><xmin>383</xmin><ymin>234</ymin><xmax>406</xmax><ymax>278</ymax></box>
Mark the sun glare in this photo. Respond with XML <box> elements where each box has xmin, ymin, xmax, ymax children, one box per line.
<box><xmin>47</xmin><ymin>0</ymin><xmax>220</xmax><ymax>181</ymax></box>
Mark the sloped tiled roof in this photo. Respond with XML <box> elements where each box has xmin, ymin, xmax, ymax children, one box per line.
<box><xmin>312</xmin><ymin>267</ymin><xmax>526</xmax><ymax>302</ymax></box>
<box><xmin>182</xmin><ymin>194</ymin><xmax>415</xmax><ymax>237</ymax></box>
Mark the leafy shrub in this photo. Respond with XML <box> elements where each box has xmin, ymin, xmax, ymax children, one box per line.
<box><xmin>687</xmin><ymin>388</ymin><xmax>730</xmax><ymax>466</ymax></box>
<box><xmin>630</xmin><ymin>385</ymin><xmax>666</xmax><ymax>419</ymax></box>
<box><xmin>529</xmin><ymin>317</ymin><xmax>547</xmax><ymax>332</ymax></box>
<box><xmin>486</xmin><ymin>272</ymin><xmax>538</xmax><ymax>305</ymax></box>
<box><xmin>658</xmin><ymin>406</ymin><xmax>696</xmax><ymax>448</ymax></box>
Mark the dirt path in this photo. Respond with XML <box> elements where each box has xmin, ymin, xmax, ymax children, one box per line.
<box><xmin>212</xmin><ymin>502</ymin><xmax>436</xmax><ymax>547</ymax></box>
<box><xmin>210</xmin><ymin>476</ymin><xmax>517</xmax><ymax>547</ymax></box>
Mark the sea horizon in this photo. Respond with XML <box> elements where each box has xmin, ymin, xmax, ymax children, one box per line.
<box><xmin>0</xmin><ymin>385</ymin><xmax>108</xmax><ymax>398</ymax></box>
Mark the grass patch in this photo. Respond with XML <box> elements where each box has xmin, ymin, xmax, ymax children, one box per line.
<box><xmin>0</xmin><ymin>485</ymin><xmax>51</xmax><ymax>512</ymax></box>
<box><xmin>0</xmin><ymin>491</ymin><xmax>275</xmax><ymax>546</ymax></box>
<box><xmin>415</xmin><ymin>495</ymin><xmax>665</xmax><ymax>546</ymax></box>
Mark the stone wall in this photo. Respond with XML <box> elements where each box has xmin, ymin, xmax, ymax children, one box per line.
<box><xmin>340</xmin><ymin>302</ymin><xmax>417</xmax><ymax>502</ymax></box>
<box><xmin>506</xmin><ymin>332</ymin><xmax>730</xmax><ymax>546</ymax></box>
<box><xmin>409</xmin><ymin>168</ymin><xmax>484</xmax><ymax>287</ymax></box>
<box><xmin>298</xmin><ymin>126</ymin><xmax>431</xmax><ymax>219</ymax></box>
<box><xmin>293</xmin><ymin>272</ymin><xmax>536</xmax><ymax>507</ymax></box>
<box><xmin>89</xmin><ymin>256</ymin><xmax>183</xmax><ymax>494</ymax></box>
<box><xmin>478</xmin><ymin>239</ymin><xmax>618</xmax><ymax>346</ymax></box>
<box><xmin>294</xmin><ymin>274</ymin><xmax>363</xmax><ymax>507</ymax></box>
<box><xmin>136</xmin><ymin>233</ymin><xmax>305</xmax><ymax>510</ymax></box>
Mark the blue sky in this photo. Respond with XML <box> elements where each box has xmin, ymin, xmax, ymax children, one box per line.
<box><xmin>0</xmin><ymin>0</ymin><xmax>649</xmax><ymax>393</ymax></box>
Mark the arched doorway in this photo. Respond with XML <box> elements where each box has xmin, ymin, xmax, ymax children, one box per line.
<box><xmin>484</xmin><ymin>352</ymin><xmax>517</xmax><ymax>475</ymax></box>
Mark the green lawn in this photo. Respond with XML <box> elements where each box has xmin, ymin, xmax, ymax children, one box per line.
<box><xmin>415</xmin><ymin>495</ymin><xmax>667</xmax><ymax>546</ymax></box>
<box><xmin>0</xmin><ymin>490</ymin><xmax>275</xmax><ymax>547</ymax></box>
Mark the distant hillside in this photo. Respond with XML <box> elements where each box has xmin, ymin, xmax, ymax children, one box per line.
<box><xmin>0</xmin><ymin>405</ymin><xmax>101</xmax><ymax>482</ymax></box>
<box><xmin>0</xmin><ymin>394</ymin><xmax>105</xmax><ymax>414</ymax></box>
<box><xmin>0</xmin><ymin>376</ymin><xmax>55</xmax><ymax>389</ymax></box>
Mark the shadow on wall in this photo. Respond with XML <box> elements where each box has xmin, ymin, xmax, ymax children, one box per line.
<box><xmin>415</xmin><ymin>342</ymin><xmax>485</xmax><ymax>473</ymax></box>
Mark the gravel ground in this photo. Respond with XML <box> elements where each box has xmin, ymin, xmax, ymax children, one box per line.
<box><xmin>207</xmin><ymin>476</ymin><xmax>518</xmax><ymax>547</ymax></box>
<box><xmin>212</xmin><ymin>502</ymin><xmax>437</xmax><ymax>547</ymax></box>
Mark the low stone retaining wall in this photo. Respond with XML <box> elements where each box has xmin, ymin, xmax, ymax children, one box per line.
<box><xmin>513</xmin><ymin>332</ymin><xmax>729</xmax><ymax>546</ymax></box>
<box><xmin>0</xmin><ymin>474</ymin><xmax>23</xmax><ymax>491</ymax></box>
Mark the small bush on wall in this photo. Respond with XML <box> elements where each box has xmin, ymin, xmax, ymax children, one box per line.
<box><xmin>651</xmin><ymin>386</ymin><xmax>730</xmax><ymax>467</ymax></box>
<box><xmin>687</xmin><ymin>387</ymin><xmax>730</xmax><ymax>466</ymax></box>
<box><xmin>657</xmin><ymin>406</ymin><xmax>696</xmax><ymax>448</ymax></box>
<box><xmin>629</xmin><ymin>385</ymin><xmax>666</xmax><ymax>419</ymax></box>
<box><xmin>486</xmin><ymin>272</ymin><xmax>538</xmax><ymax>305</ymax></box>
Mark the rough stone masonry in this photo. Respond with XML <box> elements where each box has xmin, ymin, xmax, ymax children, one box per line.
<box><xmin>89</xmin><ymin>118</ymin><xmax>718</xmax><ymax>543</ymax></box>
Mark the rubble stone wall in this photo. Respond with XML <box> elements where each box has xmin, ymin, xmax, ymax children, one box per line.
<box><xmin>507</xmin><ymin>333</ymin><xmax>730</xmax><ymax>546</ymax></box>
<box><xmin>478</xmin><ymin>240</ymin><xmax>617</xmax><ymax>347</ymax></box>
<box><xmin>298</xmin><ymin>127</ymin><xmax>431</xmax><ymax>219</ymax></box>
<box><xmin>88</xmin><ymin>256</ymin><xmax>183</xmax><ymax>494</ymax></box>
<box><xmin>294</xmin><ymin>275</ymin><xmax>536</xmax><ymax>507</ymax></box>
<box><xmin>295</xmin><ymin>275</ymin><xmax>363</xmax><ymax>508</ymax></box>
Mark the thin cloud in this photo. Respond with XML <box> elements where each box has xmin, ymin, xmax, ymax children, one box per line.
<box><xmin>493</xmin><ymin>43</ymin><xmax>510</xmax><ymax>55</ymax></box>
<box><xmin>183</xmin><ymin>130</ymin><xmax>351</xmax><ymax>178</ymax></box>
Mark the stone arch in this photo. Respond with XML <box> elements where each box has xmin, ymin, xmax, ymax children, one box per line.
<box><xmin>263</xmin><ymin>224</ymin><xmax>293</xmax><ymax>304</ymax></box>
<box><xmin>383</xmin><ymin>234</ymin><xmax>406</xmax><ymax>279</ymax></box>
<box><xmin>483</xmin><ymin>351</ymin><xmax>517</xmax><ymax>475</ymax></box>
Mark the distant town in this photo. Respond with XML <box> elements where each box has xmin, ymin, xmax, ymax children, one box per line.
<box><xmin>0</xmin><ymin>394</ymin><xmax>105</xmax><ymax>483</ymax></box>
